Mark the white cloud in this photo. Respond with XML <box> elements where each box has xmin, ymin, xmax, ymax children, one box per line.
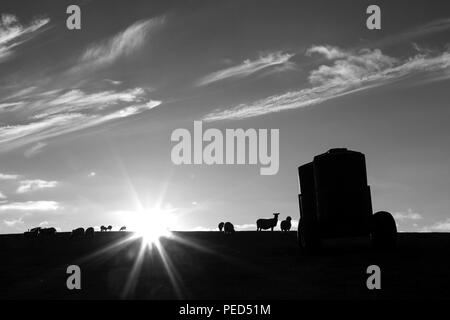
<box><xmin>0</xmin><ymin>102</ymin><xmax>23</xmax><ymax>110</ymax></box>
<box><xmin>0</xmin><ymin>14</ymin><xmax>50</xmax><ymax>62</ymax></box>
<box><xmin>0</xmin><ymin>201</ymin><xmax>59</xmax><ymax>211</ymax></box>
<box><xmin>422</xmin><ymin>218</ymin><xmax>450</xmax><ymax>232</ymax></box>
<box><xmin>372</xmin><ymin>18</ymin><xmax>450</xmax><ymax>48</ymax></box>
<box><xmin>235</xmin><ymin>223</ymin><xmax>256</xmax><ymax>231</ymax></box>
<box><xmin>146</xmin><ymin>100</ymin><xmax>162</xmax><ymax>109</ymax></box>
<box><xmin>76</xmin><ymin>17</ymin><xmax>164</xmax><ymax>70</ymax></box>
<box><xmin>32</xmin><ymin>87</ymin><xmax>146</xmax><ymax>119</ymax></box>
<box><xmin>3</xmin><ymin>216</ymin><xmax>24</xmax><ymax>227</ymax></box>
<box><xmin>306</xmin><ymin>45</ymin><xmax>347</xmax><ymax>59</ymax></box>
<box><xmin>0</xmin><ymin>191</ymin><xmax>6</xmax><ymax>199</ymax></box>
<box><xmin>104</xmin><ymin>79</ymin><xmax>122</xmax><ymax>85</ymax></box>
<box><xmin>0</xmin><ymin>85</ymin><xmax>162</xmax><ymax>151</ymax></box>
<box><xmin>203</xmin><ymin>46</ymin><xmax>450</xmax><ymax>121</ymax></box>
<box><xmin>393</xmin><ymin>208</ymin><xmax>423</xmax><ymax>221</ymax></box>
<box><xmin>0</xmin><ymin>173</ymin><xmax>20</xmax><ymax>180</ymax></box>
<box><xmin>0</xmin><ymin>16</ymin><xmax>164</xmax><ymax>152</ymax></box>
<box><xmin>196</xmin><ymin>52</ymin><xmax>294</xmax><ymax>86</ymax></box>
<box><xmin>17</xmin><ymin>179</ymin><xmax>58</xmax><ymax>194</ymax></box>
<box><xmin>24</xmin><ymin>142</ymin><xmax>47</xmax><ymax>158</ymax></box>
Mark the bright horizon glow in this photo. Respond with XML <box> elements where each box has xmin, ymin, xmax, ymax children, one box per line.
<box><xmin>126</xmin><ymin>207</ymin><xmax>176</xmax><ymax>247</ymax></box>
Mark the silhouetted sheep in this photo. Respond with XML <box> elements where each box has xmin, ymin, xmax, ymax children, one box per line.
<box><xmin>107</xmin><ymin>225</ymin><xmax>113</xmax><ymax>231</ymax></box>
<box><xmin>257</xmin><ymin>213</ymin><xmax>280</xmax><ymax>231</ymax></box>
<box><xmin>120</xmin><ymin>226</ymin><xmax>126</xmax><ymax>231</ymax></box>
<box><xmin>280</xmin><ymin>216</ymin><xmax>292</xmax><ymax>232</ymax></box>
<box><xmin>218</xmin><ymin>222</ymin><xmax>224</xmax><ymax>232</ymax></box>
<box><xmin>224</xmin><ymin>222</ymin><xmax>235</xmax><ymax>234</ymax></box>
<box><xmin>70</xmin><ymin>227</ymin><xmax>85</xmax><ymax>239</ymax></box>
<box><xmin>24</xmin><ymin>227</ymin><xmax>40</xmax><ymax>238</ymax></box>
<box><xmin>85</xmin><ymin>227</ymin><xmax>95</xmax><ymax>237</ymax></box>
<box><xmin>40</xmin><ymin>227</ymin><xmax>57</xmax><ymax>236</ymax></box>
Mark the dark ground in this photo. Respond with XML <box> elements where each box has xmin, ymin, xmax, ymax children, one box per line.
<box><xmin>0</xmin><ymin>231</ymin><xmax>449</xmax><ymax>299</ymax></box>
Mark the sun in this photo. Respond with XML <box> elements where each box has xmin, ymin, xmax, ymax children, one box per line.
<box><xmin>127</xmin><ymin>207</ymin><xmax>176</xmax><ymax>247</ymax></box>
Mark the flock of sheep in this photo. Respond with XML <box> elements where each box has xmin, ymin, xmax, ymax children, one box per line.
<box><xmin>218</xmin><ymin>213</ymin><xmax>293</xmax><ymax>234</ymax></box>
<box><xmin>23</xmin><ymin>225</ymin><xmax>127</xmax><ymax>239</ymax></box>
<box><xmin>24</xmin><ymin>213</ymin><xmax>292</xmax><ymax>239</ymax></box>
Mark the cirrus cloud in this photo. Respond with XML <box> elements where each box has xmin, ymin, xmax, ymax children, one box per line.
<box><xmin>203</xmin><ymin>45</ymin><xmax>450</xmax><ymax>121</ymax></box>
<box><xmin>75</xmin><ymin>16</ymin><xmax>165</xmax><ymax>71</ymax></box>
<box><xmin>17</xmin><ymin>179</ymin><xmax>58</xmax><ymax>194</ymax></box>
<box><xmin>196</xmin><ymin>51</ymin><xmax>294</xmax><ymax>86</ymax></box>
<box><xmin>0</xmin><ymin>13</ymin><xmax>50</xmax><ymax>62</ymax></box>
<box><xmin>0</xmin><ymin>201</ymin><xmax>60</xmax><ymax>212</ymax></box>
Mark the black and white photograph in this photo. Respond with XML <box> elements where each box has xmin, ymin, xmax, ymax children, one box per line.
<box><xmin>0</xmin><ymin>0</ymin><xmax>450</xmax><ymax>307</ymax></box>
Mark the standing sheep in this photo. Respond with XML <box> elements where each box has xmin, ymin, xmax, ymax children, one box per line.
<box><xmin>218</xmin><ymin>222</ymin><xmax>224</xmax><ymax>232</ymax></box>
<box><xmin>85</xmin><ymin>227</ymin><xmax>95</xmax><ymax>237</ymax></box>
<box><xmin>256</xmin><ymin>213</ymin><xmax>280</xmax><ymax>231</ymax></box>
<box><xmin>40</xmin><ymin>227</ymin><xmax>57</xmax><ymax>236</ymax></box>
<box><xmin>24</xmin><ymin>227</ymin><xmax>40</xmax><ymax>238</ymax></box>
<box><xmin>70</xmin><ymin>227</ymin><xmax>85</xmax><ymax>239</ymax></box>
<box><xmin>280</xmin><ymin>216</ymin><xmax>292</xmax><ymax>232</ymax></box>
<box><xmin>224</xmin><ymin>222</ymin><xmax>235</xmax><ymax>234</ymax></box>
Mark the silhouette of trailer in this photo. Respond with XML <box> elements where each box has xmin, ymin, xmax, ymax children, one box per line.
<box><xmin>297</xmin><ymin>148</ymin><xmax>396</xmax><ymax>253</ymax></box>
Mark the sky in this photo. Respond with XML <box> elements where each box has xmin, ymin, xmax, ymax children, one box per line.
<box><xmin>0</xmin><ymin>0</ymin><xmax>450</xmax><ymax>234</ymax></box>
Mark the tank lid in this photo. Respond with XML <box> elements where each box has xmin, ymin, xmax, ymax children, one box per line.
<box><xmin>328</xmin><ymin>148</ymin><xmax>348</xmax><ymax>153</ymax></box>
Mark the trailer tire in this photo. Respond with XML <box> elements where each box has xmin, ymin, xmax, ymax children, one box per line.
<box><xmin>370</xmin><ymin>211</ymin><xmax>397</xmax><ymax>250</ymax></box>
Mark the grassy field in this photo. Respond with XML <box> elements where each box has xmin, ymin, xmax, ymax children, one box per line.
<box><xmin>1</xmin><ymin>231</ymin><xmax>449</xmax><ymax>299</ymax></box>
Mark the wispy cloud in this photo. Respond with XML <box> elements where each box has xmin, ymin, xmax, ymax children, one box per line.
<box><xmin>17</xmin><ymin>179</ymin><xmax>58</xmax><ymax>194</ymax></box>
<box><xmin>32</xmin><ymin>87</ymin><xmax>146</xmax><ymax>118</ymax></box>
<box><xmin>3</xmin><ymin>216</ymin><xmax>24</xmax><ymax>227</ymax></box>
<box><xmin>196</xmin><ymin>52</ymin><xmax>294</xmax><ymax>86</ymax></box>
<box><xmin>0</xmin><ymin>102</ymin><xmax>24</xmax><ymax>111</ymax></box>
<box><xmin>0</xmin><ymin>14</ymin><xmax>50</xmax><ymax>62</ymax></box>
<box><xmin>421</xmin><ymin>218</ymin><xmax>450</xmax><ymax>232</ymax></box>
<box><xmin>0</xmin><ymin>201</ymin><xmax>59</xmax><ymax>212</ymax></box>
<box><xmin>0</xmin><ymin>173</ymin><xmax>20</xmax><ymax>180</ymax></box>
<box><xmin>0</xmin><ymin>15</ymin><xmax>166</xmax><ymax>152</ymax></box>
<box><xmin>393</xmin><ymin>208</ymin><xmax>423</xmax><ymax>221</ymax></box>
<box><xmin>75</xmin><ymin>17</ymin><xmax>164</xmax><ymax>71</ymax></box>
<box><xmin>204</xmin><ymin>45</ymin><xmax>450</xmax><ymax>121</ymax></box>
<box><xmin>0</xmin><ymin>86</ymin><xmax>162</xmax><ymax>151</ymax></box>
<box><xmin>24</xmin><ymin>142</ymin><xmax>47</xmax><ymax>158</ymax></box>
<box><xmin>371</xmin><ymin>18</ymin><xmax>450</xmax><ymax>49</ymax></box>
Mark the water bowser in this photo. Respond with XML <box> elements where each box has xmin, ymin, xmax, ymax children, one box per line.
<box><xmin>297</xmin><ymin>148</ymin><xmax>397</xmax><ymax>253</ymax></box>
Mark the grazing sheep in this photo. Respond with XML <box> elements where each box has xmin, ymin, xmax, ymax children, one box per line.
<box><xmin>120</xmin><ymin>226</ymin><xmax>126</xmax><ymax>231</ymax></box>
<box><xmin>70</xmin><ymin>227</ymin><xmax>85</xmax><ymax>239</ymax></box>
<box><xmin>218</xmin><ymin>222</ymin><xmax>224</xmax><ymax>232</ymax></box>
<box><xmin>85</xmin><ymin>227</ymin><xmax>95</xmax><ymax>237</ymax></box>
<box><xmin>107</xmin><ymin>225</ymin><xmax>113</xmax><ymax>231</ymax></box>
<box><xmin>100</xmin><ymin>225</ymin><xmax>107</xmax><ymax>232</ymax></box>
<box><xmin>280</xmin><ymin>216</ymin><xmax>292</xmax><ymax>232</ymax></box>
<box><xmin>224</xmin><ymin>222</ymin><xmax>235</xmax><ymax>234</ymax></box>
<box><xmin>40</xmin><ymin>227</ymin><xmax>57</xmax><ymax>236</ymax></box>
<box><xmin>24</xmin><ymin>227</ymin><xmax>40</xmax><ymax>238</ymax></box>
<box><xmin>256</xmin><ymin>213</ymin><xmax>280</xmax><ymax>231</ymax></box>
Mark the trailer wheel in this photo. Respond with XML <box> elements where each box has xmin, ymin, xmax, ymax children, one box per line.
<box><xmin>298</xmin><ymin>219</ymin><xmax>321</xmax><ymax>254</ymax></box>
<box><xmin>370</xmin><ymin>211</ymin><xmax>397</xmax><ymax>250</ymax></box>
